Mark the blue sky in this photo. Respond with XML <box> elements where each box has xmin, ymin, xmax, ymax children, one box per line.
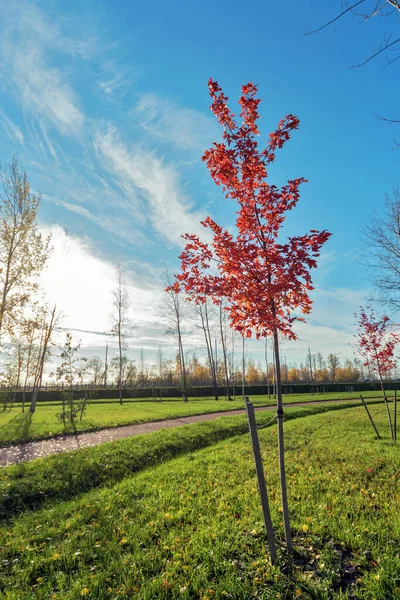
<box><xmin>0</xmin><ymin>0</ymin><xmax>399</xmax><ymax>369</ymax></box>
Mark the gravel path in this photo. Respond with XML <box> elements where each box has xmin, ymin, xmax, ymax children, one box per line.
<box><xmin>0</xmin><ymin>398</ymin><xmax>362</xmax><ymax>467</ymax></box>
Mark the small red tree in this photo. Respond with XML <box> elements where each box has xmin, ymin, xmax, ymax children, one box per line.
<box><xmin>173</xmin><ymin>80</ymin><xmax>331</xmax><ymax>551</ymax></box>
<box><xmin>356</xmin><ymin>305</ymin><xmax>399</xmax><ymax>439</ymax></box>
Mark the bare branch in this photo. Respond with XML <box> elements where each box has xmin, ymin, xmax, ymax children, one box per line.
<box><xmin>305</xmin><ymin>0</ymin><xmax>366</xmax><ymax>35</ymax></box>
<box><xmin>387</xmin><ymin>0</ymin><xmax>400</xmax><ymax>10</ymax></box>
<box><xmin>349</xmin><ymin>35</ymin><xmax>400</xmax><ymax>68</ymax></box>
<box><xmin>374</xmin><ymin>113</ymin><xmax>400</xmax><ymax>124</ymax></box>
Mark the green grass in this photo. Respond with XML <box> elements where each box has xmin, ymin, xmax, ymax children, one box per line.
<box><xmin>0</xmin><ymin>401</ymin><xmax>368</xmax><ymax>522</ymax></box>
<box><xmin>0</xmin><ymin>390</ymin><xmax>387</xmax><ymax>445</ymax></box>
<box><xmin>1</xmin><ymin>402</ymin><xmax>399</xmax><ymax>598</ymax></box>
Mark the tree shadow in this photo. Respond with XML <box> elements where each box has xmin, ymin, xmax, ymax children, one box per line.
<box><xmin>0</xmin><ymin>412</ymin><xmax>32</xmax><ymax>444</ymax></box>
<box><xmin>14</xmin><ymin>412</ymin><xmax>33</xmax><ymax>441</ymax></box>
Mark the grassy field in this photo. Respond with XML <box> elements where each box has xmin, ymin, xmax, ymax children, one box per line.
<box><xmin>1</xmin><ymin>403</ymin><xmax>399</xmax><ymax>598</ymax></box>
<box><xmin>0</xmin><ymin>390</ymin><xmax>388</xmax><ymax>445</ymax></box>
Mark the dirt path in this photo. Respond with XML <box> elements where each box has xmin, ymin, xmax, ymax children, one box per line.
<box><xmin>0</xmin><ymin>398</ymin><xmax>363</xmax><ymax>467</ymax></box>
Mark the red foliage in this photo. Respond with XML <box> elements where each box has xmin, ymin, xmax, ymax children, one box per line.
<box><xmin>356</xmin><ymin>305</ymin><xmax>399</xmax><ymax>376</ymax></box>
<box><xmin>174</xmin><ymin>80</ymin><xmax>331</xmax><ymax>339</ymax></box>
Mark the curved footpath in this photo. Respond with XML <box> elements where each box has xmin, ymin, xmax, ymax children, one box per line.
<box><xmin>0</xmin><ymin>398</ymin><xmax>365</xmax><ymax>467</ymax></box>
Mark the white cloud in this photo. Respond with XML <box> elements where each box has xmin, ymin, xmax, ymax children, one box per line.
<box><xmin>0</xmin><ymin>1</ymin><xmax>84</xmax><ymax>135</ymax></box>
<box><xmin>95</xmin><ymin>127</ymin><xmax>210</xmax><ymax>246</ymax></box>
<box><xmin>40</xmin><ymin>225</ymin><xmax>163</xmax><ymax>352</ymax></box>
<box><xmin>136</xmin><ymin>93</ymin><xmax>219</xmax><ymax>153</ymax></box>
<box><xmin>37</xmin><ymin>226</ymin><xmax>369</xmax><ymax>373</ymax></box>
<box><xmin>0</xmin><ymin>110</ymin><xmax>24</xmax><ymax>146</ymax></box>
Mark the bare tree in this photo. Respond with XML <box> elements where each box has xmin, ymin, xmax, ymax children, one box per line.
<box><xmin>137</xmin><ymin>348</ymin><xmax>151</xmax><ymax>387</ymax></box>
<box><xmin>192</xmin><ymin>301</ymin><xmax>218</xmax><ymax>399</ymax></box>
<box><xmin>0</xmin><ymin>158</ymin><xmax>52</xmax><ymax>341</ymax></box>
<box><xmin>327</xmin><ymin>353</ymin><xmax>341</xmax><ymax>383</ymax></box>
<box><xmin>30</xmin><ymin>304</ymin><xmax>58</xmax><ymax>413</ymax></box>
<box><xmin>218</xmin><ymin>301</ymin><xmax>232</xmax><ymax>400</ymax></box>
<box><xmin>55</xmin><ymin>332</ymin><xmax>88</xmax><ymax>422</ymax></box>
<box><xmin>162</xmin><ymin>266</ymin><xmax>189</xmax><ymax>402</ymax></box>
<box><xmin>316</xmin><ymin>352</ymin><xmax>325</xmax><ymax>372</ymax></box>
<box><xmin>110</xmin><ymin>267</ymin><xmax>134</xmax><ymax>405</ymax></box>
<box><xmin>86</xmin><ymin>356</ymin><xmax>104</xmax><ymax>386</ymax></box>
<box><xmin>362</xmin><ymin>189</ymin><xmax>400</xmax><ymax>310</ymax></box>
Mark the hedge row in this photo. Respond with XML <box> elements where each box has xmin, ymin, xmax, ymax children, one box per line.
<box><xmin>1</xmin><ymin>380</ymin><xmax>396</xmax><ymax>403</ymax></box>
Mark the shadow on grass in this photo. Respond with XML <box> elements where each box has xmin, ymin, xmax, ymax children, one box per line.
<box><xmin>0</xmin><ymin>411</ymin><xmax>33</xmax><ymax>442</ymax></box>
<box><xmin>14</xmin><ymin>412</ymin><xmax>33</xmax><ymax>443</ymax></box>
<box><xmin>0</xmin><ymin>400</ymin><xmax>384</xmax><ymax>523</ymax></box>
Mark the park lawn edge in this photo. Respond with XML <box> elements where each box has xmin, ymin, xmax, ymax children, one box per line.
<box><xmin>0</xmin><ymin>394</ymin><xmax>386</xmax><ymax>447</ymax></box>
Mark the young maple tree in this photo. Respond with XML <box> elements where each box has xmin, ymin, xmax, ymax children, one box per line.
<box><xmin>172</xmin><ymin>79</ymin><xmax>331</xmax><ymax>551</ymax></box>
<box><xmin>356</xmin><ymin>305</ymin><xmax>399</xmax><ymax>439</ymax></box>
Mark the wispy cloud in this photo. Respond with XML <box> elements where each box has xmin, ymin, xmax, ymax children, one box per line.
<box><xmin>97</xmin><ymin>60</ymin><xmax>134</xmax><ymax>101</ymax></box>
<box><xmin>0</xmin><ymin>110</ymin><xmax>24</xmax><ymax>146</ymax></box>
<box><xmin>0</xmin><ymin>1</ymin><xmax>85</xmax><ymax>136</ymax></box>
<box><xmin>135</xmin><ymin>93</ymin><xmax>219</xmax><ymax>154</ymax></box>
<box><xmin>95</xmin><ymin>126</ymin><xmax>210</xmax><ymax>246</ymax></box>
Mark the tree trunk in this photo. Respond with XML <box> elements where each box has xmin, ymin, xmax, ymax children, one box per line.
<box><xmin>265</xmin><ymin>337</ymin><xmax>271</xmax><ymax>399</ymax></box>
<box><xmin>219</xmin><ymin>304</ymin><xmax>231</xmax><ymax>400</ymax></box>
<box><xmin>178</xmin><ymin>334</ymin><xmax>188</xmax><ymax>402</ymax></box>
<box><xmin>242</xmin><ymin>336</ymin><xmax>245</xmax><ymax>401</ymax></box>
<box><xmin>118</xmin><ymin>322</ymin><xmax>123</xmax><ymax>405</ymax></box>
<box><xmin>273</xmin><ymin>328</ymin><xmax>293</xmax><ymax>552</ymax></box>
<box><xmin>379</xmin><ymin>370</ymin><xmax>394</xmax><ymax>439</ymax></box>
<box><xmin>30</xmin><ymin>387</ymin><xmax>39</xmax><ymax>414</ymax></box>
<box><xmin>201</xmin><ymin>304</ymin><xmax>218</xmax><ymax>400</ymax></box>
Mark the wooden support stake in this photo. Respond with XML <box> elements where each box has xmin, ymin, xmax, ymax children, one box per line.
<box><xmin>360</xmin><ymin>395</ymin><xmax>381</xmax><ymax>439</ymax></box>
<box><xmin>245</xmin><ymin>397</ymin><xmax>277</xmax><ymax>564</ymax></box>
<box><xmin>394</xmin><ymin>390</ymin><xmax>397</xmax><ymax>443</ymax></box>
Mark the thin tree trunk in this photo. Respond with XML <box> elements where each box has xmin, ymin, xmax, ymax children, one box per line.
<box><xmin>265</xmin><ymin>337</ymin><xmax>271</xmax><ymax>399</ymax></box>
<box><xmin>219</xmin><ymin>304</ymin><xmax>231</xmax><ymax>400</ymax></box>
<box><xmin>200</xmin><ymin>304</ymin><xmax>218</xmax><ymax>400</ymax></box>
<box><xmin>118</xmin><ymin>321</ymin><xmax>123</xmax><ymax>405</ymax></box>
<box><xmin>273</xmin><ymin>327</ymin><xmax>293</xmax><ymax>552</ymax></box>
<box><xmin>0</xmin><ymin>239</ymin><xmax>14</xmax><ymax>342</ymax></box>
<box><xmin>178</xmin><ymin>334</ymin><xmax>188</xmax><ymax>402</ymax></box>
<box><xmin>231</xmin><ymin>331</ymin><xmax>235</xmax><ymax>400</ymax></box>
<box><xmin>30</xmin><ymin>306</ymin><xmax>57</xmax><ymax>414</ymax></box>
<box><xmin>242</xmin><ymin>335</ymin><xmax>245</xmax><ymax>401</ymax></box>
<box><xmin>22</xmin><ymin>330</ymin><xmax>34</xmax><ymax>414</ymax></box>
<box><xmin>379</xmin><ymin>370</ymin><xmax>394</xmax><ymax>439</ymax></box>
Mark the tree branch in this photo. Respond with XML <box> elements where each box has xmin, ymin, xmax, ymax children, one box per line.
<box><xmin>349</xmin><ymin>35</ymin><xmax>400</xmax><ymax>68</ymax></box>
<box><xmin>305</xmin><ymin>0</ymin><xmax>366</xmax><ymax>35</ymax></box>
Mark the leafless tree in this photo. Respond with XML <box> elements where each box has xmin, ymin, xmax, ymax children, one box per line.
<box><xmin>192</xmin><ymin>301</ymin><xmax>218</xmax><ymax>399</ymax></box>
<box><xmin>316</xmin><ymin>352</ymin><xmax>326</xmax><ymax>371</ymax></box>
<box><xmin>86</xmin><ymin>356</ymin><xmax>104</xmax><ymax>386</ymax></box>
<box><xmin>362</xmin><ymin>189</ymin><xmax>400</xmax><ymax>310</ymax></box>
<box><xmin>327</xmin><ymin>353</ymin><xmax>341</xmax><ymax>383</ymax></box>
<box><xmin>110</xmin><ymin>267</ymin><xmax>134</xmax><ymax>405</ymax></box>
<box><xmin>30</xmin><ymin>304</ymin><xmax>58</xmax><ymax>413</ymax></box>
<box><xmin>218</xmin><ymin>301</ymin><xmax>232</xmax><ymax>400</ymax></box>
<box><xmin>161</xmin><ymin>266</ymin><xmax>189</xmax><ymax>402</ymax></box>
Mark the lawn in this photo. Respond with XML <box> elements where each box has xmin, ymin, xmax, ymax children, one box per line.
<box><xmin>1</xmin><ymin>403</ymin><xmax>399</xmax><ymax>598</ymax></box>
<box><xmin>0</xmin><ymin>390</ymin><xmax>387</xmax><ymax>445</ymax></box>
